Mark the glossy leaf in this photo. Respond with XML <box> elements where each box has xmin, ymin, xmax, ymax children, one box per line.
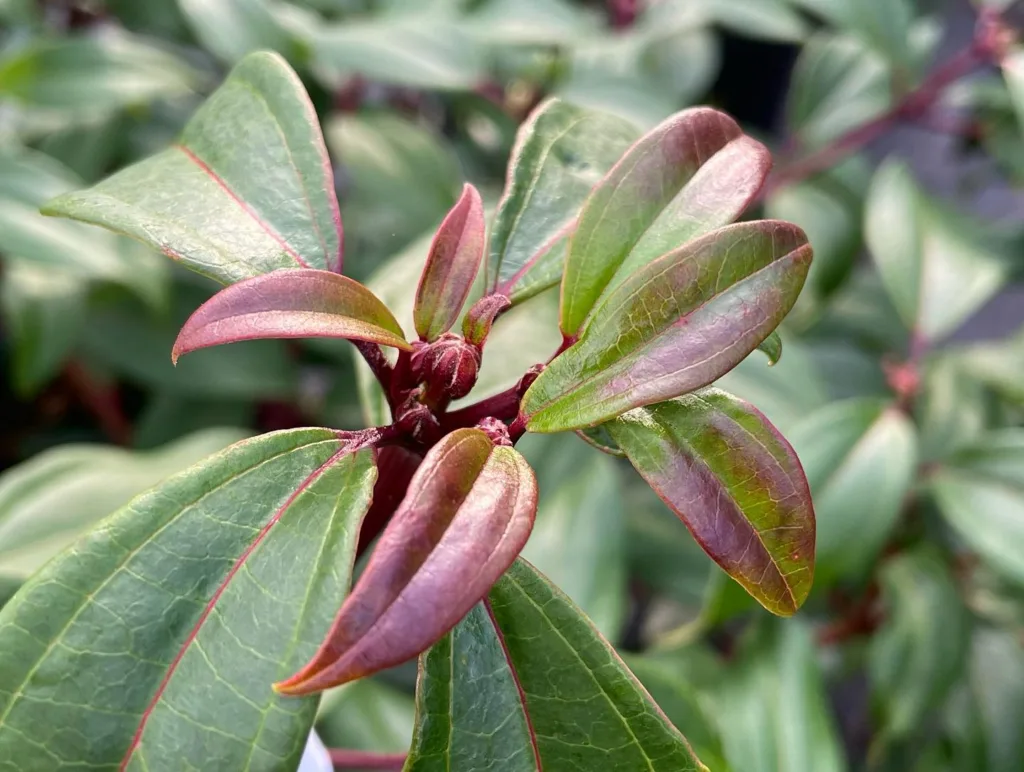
<box><xmin>559</xmin><ymin>107</ymin><xmax>772</xmax><ymax>337</ymax></box>
<box><xmin>788</xmin><ymin>399</ymin><xmax>917</xmax><ymax>583</ymax></box>
<box><xmin>931</xmin><ymin>431</ymin><xmax>1024</xmax><ymax>588</ymax></box>
<box><xmin>405</xmin><ymin>559</ymin><xmax>708</xmax><ymax>771</ymax></box>
<box><xmin>487</xmin><ymin>99</ymin><xmax>639</xmax><ymax>303</ymax></box>
<box><xmin>607</xmin><ymin>388</ymin><xmax>815</xmax><ymax>616</ymax></box>
<box><xmin>869</xmin><ymin>548</ymin><xmax>969</xmax><ymax>739</ymax></box>
<box><xmin>0</xmin><ymin>430</ymin><xmax>377</xmax><ymax>770</ymax></box>
<box><xmin>517</xmin><ymin>432</ymin><xmax>627</xmax><ymax>635</ymax></box>
<box><xmin>44</xmin><ymin>51</ymin><xmax>343</xmax><ymax>285</ymax></box>
<box><xmin>0</xmin><ymin>428</ymin><xmax>247</xmax><ymax>580</ymax></box>
<box><xmin>0</xmin><ymin>260</ymin><xmax>85</xmax><ymax>396</ymax></box>
<box><xmin>276</xmin><ymin>429</ymin><xmax>537</xmax><ymax>694</ymax></box>
<box><xmin>523</xmin><ymin>221</ymin><xmax>811</xmax><ymax>433</ymax></box>
<box><xmin>414</xmin><ymin>184</ymin><xmax>486</xmax><ymax>342</ymax></box>
<box><xmin>714</xmin><ymin>621</ymin><xmax>846</xmax><ymax>772</ymax></box>
<box><xmin>865</xmin><ymin>160</ymin><xmax>1009</xmax><ymax>341</ymax></box>
<box><xmin>173</xmin><ymin>269</ymin><xmax>409</xmax><ymax>362</ymax></box>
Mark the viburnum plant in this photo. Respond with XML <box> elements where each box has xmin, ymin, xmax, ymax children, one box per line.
<box><xmin>0</xmin><ymin>52</ymin><xmax>816</xmax><ymax>771</ymax></box>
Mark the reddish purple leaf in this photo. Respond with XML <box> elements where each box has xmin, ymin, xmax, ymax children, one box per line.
<box><xmin>172</xmin><ymin>268</ymin><xmax>409</xmax><ymax>362</ymax></box>
<box><xmin>275</xmin><ymin>428</ymin><xmax>537</xmax><ymax>694</ymax></box>
<box><xmin>414</xmin><ymin>184</ymin><xmax>486</xmax><ymax>342</ymax></box>
<box><xmin>560</xmin><ymin>107</ymin><xmax>772</xmax><ymax>337</ymax></box>
<box><xmin>607</xmin><ymin>389</ymin><xmax>815</xmax><ymax>615</ymax></box>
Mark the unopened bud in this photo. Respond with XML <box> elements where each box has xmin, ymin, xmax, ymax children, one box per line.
<box><xmin>417</xmin><ymin>333</ymin><xmax>481</xmax><ymax>401</ymax></box>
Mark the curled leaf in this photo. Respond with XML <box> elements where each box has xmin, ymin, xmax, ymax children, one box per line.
<box><xmin>560</xmin><ymin>107</ymin><xmax>772</xmax><ymax>337</ymax></box>
<box><xmin>759</xmin><ymin>331</ymin><xmax>783</xmax><ymax>365</ymax></box>
<box><xmin>414</xmin><ymin>184</ymin><xmax>486</xmax><ymax>341</ymax></box>
<box><xmin>276</xmin><ymin>428</ymin><xmax>537</xmax><ymax>694</ymax></box>
<box><xmin>607</xmin><ymin>389</ymin><xmax>815</xmax><ymax>615</ymax></box>
<box><xmin>523</xmin><ymin>221</ymin><xmax>812</xmax><ymax>433</ymax></box>
<box><xmin>172</xmin><ymin>268</ymin><xmax>409</xmax><ymax>362</ymax></box>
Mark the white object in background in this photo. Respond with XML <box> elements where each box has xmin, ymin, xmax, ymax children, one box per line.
<box><xmin>298</xmin><ymin>730</ymin><xmax>332</xmax><ymax>772</ymax></box>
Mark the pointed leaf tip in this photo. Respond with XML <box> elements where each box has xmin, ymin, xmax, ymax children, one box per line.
<box><xmin>172</xmin><ymin>269</ymin><xmax>410</xmax><ymax>361</ymax></box>
<box><xmin>275</xmin><ymin>428</ymin><xmax>538</xmax><ymax>694</ymax></box>
<box><xmin>608</xmin><ymin>389</ymin><xmax>815</xmax><ymax>615</ymax></box>
<box><xmin>414</xmin><ymin>183</ymin><xmax>486</xmax><ymax>341</ymax></box>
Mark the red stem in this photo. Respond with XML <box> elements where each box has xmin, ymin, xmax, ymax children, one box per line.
<box><xmin>63</xmin><ymin>361</ymin><xmax>132</xmax><ymax>446</ymax></box>
<box><xmin>354</xmin><ymin>341</ymin><xmax>394</xmax><ymax>396</ymax></box>
<box><xmin>328</xmin><ymin>749</ymin><xmax>407</xmax><ymax>770</ymax></box>
<box><xmin>442</xmin><ymin>384</ymin><xmax>521</xmax><ymax>429</ymax></box>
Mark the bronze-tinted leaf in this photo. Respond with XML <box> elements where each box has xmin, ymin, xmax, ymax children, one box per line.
<box><xmin>607</xmin><ymin>389</ymin><xmax>815</xmax><ymax>615</ymax></box>
<box><xmin>172</xmin><ymin>268</ymin><xmax>409</xmax><ymax>362</ymax></box>
<box><xmin>275</xmin><ymin>428</ymin><xmax>537</xmax><ymax>694</ymax></box>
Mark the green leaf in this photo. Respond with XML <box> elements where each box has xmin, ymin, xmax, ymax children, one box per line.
<box><xmin>869</xmin><ymin>548</ymin><xmax>969</xmax><ymax>740</ymax></box>
<box><xmin>714</xmin><ymin>620</ymin><xmax>846</xmax><ymax>772</ymax></box>
<box><xmin>0</xmin><ymin>260</ymin><xmax>85</xmax><ymax>396</ymax></box>
<box><xmin>931</xmin><ymin>431</ymin><xmax>1024</xmax><ymax>588</ymax></box>
<box><xmin>44</xmin><ymin>51</ymin><xmax>343</xmax><ymax>286</ymax></box>
<box><xmin>559</xmin><ymin>108</ymin><xmax>772</xmax><ymax>337</ymax></box>
<box><xmin>916</xmin><ymin>355</ymin><xmax>991</xmax><ymax>463</ymax></box>
<box><xmin>785</xmin><ymin>32</ymin><xmax>890</xmax><ymax>149</ymax></box>
<box><xmin>0</xmin><ymin>30</ymin><xmax>195</xmax><ymax>125</ymax></box>
<box><xmin>461</xmin><ymin>0</ymin><xmax>594</xmax><ymax>45</ymax></box>
<box><xmin>0</xmin><ymin>148</ymin><xmax>168</xmax><ymax>308</ymax></box>
<box><xmin>0</xmin><ymin>429</ymin><xmax>248</xmax><ymax>580</ymax></box>
<box><xmin>696</xmin><ymin>0</ymin><xmax>808</xmax><ymax>43</ymax></box>
<box><xmin>178</xmin><ymin>0</ymin><xmax>304</xmax><ymax>64</ymax></box>
<box><xmin>316</xmin><ymin>679</ymin><xmax>415</xmax><ymax>753</ymax></box>
<box><xmin>516</xmin><ymin>432</ymin><xmax>627</xmax><ymax>636</ymax></box>
<box><xmin>864</xmin><ymin>160</ymin><xmax>1009</xmax><ymax>341</ymax></box>
<box><xmin>313</xmin><ymin>15</ymin><xmax>486</xmax><ymax>91</ymax></box>
<box><xmin>967</xmin><ymin>629</ymin><xmax>1024</xmax><ymax>772</ymax></box>
<box><xmin>954</xmin><ymin>324</ymin><xmax>1024</xmax><ymax>405</ymax></box>
<box><xmin>524</xmin><ymin>222</ymin><xmax>811</xmax><ymax>433</ymax></box>
<box><xmin>487</xmin><ymin>99</ymin><xmax>639</xmax><ymax>303</ymax></box>
<box><xmin>1004</xmin><ymin>46</ymin><xmax>1024</xmax><ymax>138</ymax></box>
<box><xmin>788</xmin><ymin>399</ymin><xmax>916</xmax><ymax>584</ymax></box>
<box><xmin>414</xmin><ymin>184</ymin><xmax>486</xmax><ymax>341</ymax></box>
<box><xmin>0</xmin><ymin>429</ymin><xmax>377</xmax><ymax>769</ymax></box>
<box><xmin>607</xmin><ymin>388</ymin><xmax>815</xmax><ymax>616</ymax></box>
<box><xmin>405</xmin><ymin>559</ymin><xmax>708</xmax><ymax>771</ymax></box>
<box><xmin>758</xmin><ymin>331</ymin><xmax>783</xmax><ymax>365</ymax></box>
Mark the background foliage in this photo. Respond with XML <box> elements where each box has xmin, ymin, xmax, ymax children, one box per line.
<box><xmin>1</xmin><ymin>0</ymin><xmax>1024</xmax><ymax>769</ymax></box>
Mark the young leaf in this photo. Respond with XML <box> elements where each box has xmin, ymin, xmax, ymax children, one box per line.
<box><xmin>523</xmin><ymin>221</ymin><xmax>811</xmax><ymax>433</ymax></box>
<box><xmin>0</xmin><ymin>430</ymin><xmax>376</xmax><ymax>770</ymax></box>
<box><xmin>865</xmin><ymin>160</ymin><xmax>1008</xmax><ymax>341</ymax></box>
<box><xmin>606</xmin><ymin>388</ymin><xmax>815</xmax><ymax>616</ymax></box>
<box><xmin>931</xmin><ymin>431</ymin><xmax>1024</xmax><ymax>588</ymax></box>
<box><xmin>43</xmin><ymin>51</ymin><xmax>343</xmax><ymax>285</ymax></box>
<box><xmin>276</xmin><ymin>428</ymin><xmax>537</xmax><ymax>694</ymax></box>
<box><xmin>788</xmin><ymin>399</ymin><xmax>917</xmax><ymax>584</ymax></box>
<box><xmin>759</xmin><ymin>330</ymin><xmax>783</xmax><ymax>364</ymax></box>
<box><xmin>487</xmin><ymin>99</ymin><xmax>639</xmax><ymax>303</ymax></box>
<box><xmin>414</xmin><ymin>184</ymin><xmax>486</xmax><ymax>342</ymax></box>
<box><xmin>172</xmin><ymin>268</ymin><xmax>410</xmax><ymax>362</ymax></box>
<box><xmin>869</xmin><ymin>548</ymin><xmax>969</xmax><ymax>740</ymax></box>
<box><xmin>559</xmin><ymin>107</ymin><xmax>772</xmax><ymax>337</ymax></box>
<box><xmin>405</xmin><ymin>559</ymin><xmax>708</xmax><ymax>772</ymax></box>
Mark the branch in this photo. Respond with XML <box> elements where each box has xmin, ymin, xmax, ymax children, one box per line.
<box><xmin>353</xmin><ymin>341</ymin><xmax>394</xmax><ymax>394</ymax></box>
<box><xmin>441</xmin><ymin>383</ymin><xmax>521</xmax><ymax>429</ymax></box>
<box><xmin>328</xmin><ymin>749</ymin><xmax>406</xmax><ymax>770</ymax></box>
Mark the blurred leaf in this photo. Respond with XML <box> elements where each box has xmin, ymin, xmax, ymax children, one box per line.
<box><xmin>0</xmin><ymin>577</ymin><xmax>19</xmax><ymax>610</ymax></box>
<box><xmin>954</xmin><ymin>324</ymin><xmax>1024</xmax><ymax>404</ymax></box>
<box><xmin>0</xmin><ymin>259</ymin><xmax>85</xmax><ymax>395</ymax></box>
<box><xmin>0</xmin><ymin>148</ymin><xmax>168</xmax><ymax>307</ymax></box>
<box><xmin>524</xmin><ymin>222</ymin><xmax>811</xmax><ymax>433</ymax></box>
<box><xmin>559</xmin><ymin>108</ymin><xmax>771</xmax><ymax>336</ymax></box>
<box><xmin>327</xmin><ymin>111</ymin><xmax>460</xmax><ymax>273</ymax></box>
<box><xmin>1002</xmin><ymin>46</ymin><xmax>1024</xmax><ymax>139</ymax></box>
<box><xmin>916</xmin><ymin>355</ymin><xmax>991</xmax><ymax>462</ymax></box>
<box><xmin>932</xmin><ymin>430</ymin><xmax>1024</xmax><ymax>588</ymax></box>
<box><xmin>133</xmin><ymin>392</ymin><xmax>255</xmax><ymax>449</ymax></box>
<box><xmin>106</xmin><ymin>0</ymin><xmax>191</xmax><ymax>39</ymax></box>
<box><xmin>316</xmin><ymin>679</ymin><xmax>415</xmax><ymax>753</ymax></box>
<box><xmin>714</xmin><ymin>620</ymin><xmax>846</xmax><ymax>772</ymax></box>
<box><xmin>487</xmin><ymin>99</ymin><xmax>639</xmax><ymax>303</ymax></box>
<box><xmin>697</xmin><ymin>0</ymin><xmax>809</xmax><ymax>42</ymax></box>
<box><xmin>517</xmin><ymin>432</ymin><xmax>626</xmax><ymax>636</ymax></box>
<box><xmin>178</xmin><ymin>0</ymin><xmax>305</xmax><ymax>63</ymax></box>
<box><xmin>0</xmin><ymin>432</ymin><xmax>375</xmax><ymax>769</ymax></box>
<box><xmin>786</xmin><ymin>32</ymin><xmax>890</xmax><ymax>149</ymax></box>
<box><xmin>0</xmin><ymin>428</ymin><xmax>247</xmax><ymax>580</ymax></box>
<box><xmin>865</xmin><ymin>161</ymin><xmax>1009</xmax><ymax>341</ymax></box>
<box><xmin>609</xmin><ymin>389</ymin><xmax>815</xmax><ymax>616</ymax></box>
<box><xmin>968</xmin><ymin>629</ymin><xmax>1024</xmax><ymax>772</ymax></box>
<box><xmin>870</xmin><ymin>548</ymin><xmax>969</xmax><ymax>741</ymax></box>
<box><xmin>45</xmin><ymin>52</ymin><xmax>343</xmax><ymax>285</ymax></box>
<box><xmin>313</xmin><ymin>15</ymin><xmax>485</xmax><ymax>91</ymax></box>
<box><xmin>809</xmin><ymin>267</ymin><xmax>908</xmax><ymax>354</ymax></box>
<box><xmin>462</xmin><ymin>0</ymin><xmax>595</xmax><ymax>45</ymax></box>
<box><xmin>81</xmin><ymin>285</ymin><xmax>300</xmax><ymax>399</ymax></box>
<box><xmin>404</xmin><ymin>559</ymin><xmax>708</xmax><ymax>771</ymax></box>
<box><xmin>789</xmin><ymin>399</ymin><xmax>917</xmax><ymax>584</ymax></box>
<box><xmin>0</xmin><ymin>30</ymin><xmax>194</xmax><ymax>127</ymax></box>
